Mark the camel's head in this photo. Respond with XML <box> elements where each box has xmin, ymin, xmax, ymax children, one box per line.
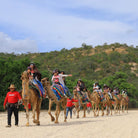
<box><xmin>41</xmin><ymin>77</ymin><xmax>50</xmax><ymax>87</ymax></box>
<box><xmin>21</xmin><ymin>71</ymin><xmax>29</xmax><ymax>81</ymax></box>
<box><xmin>73</xmin><ymin>87</ymin><xmax>78</xmax><ymax>95</ymax></box>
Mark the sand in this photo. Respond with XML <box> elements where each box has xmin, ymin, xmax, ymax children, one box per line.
<box><xmin>0</xmin><ymin>109</ymin><xmax>138</xmax><ymax>138</ymax></box>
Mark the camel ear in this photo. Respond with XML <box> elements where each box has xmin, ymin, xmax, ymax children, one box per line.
<box><xmin>46</xmin><ymin>78</ymin><xmax>49</xmax><ymax>81</ymax></box>
<box><xmin>41</xmin><ymin>78</ymin><xmax>46</xmax><ymax>82</ymax></box>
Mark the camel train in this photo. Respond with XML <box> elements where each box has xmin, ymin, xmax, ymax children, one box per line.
<box><xmin>21</xmin><ymin>71</ymin><xmax>129</xmax><ymax>126</ymax></box>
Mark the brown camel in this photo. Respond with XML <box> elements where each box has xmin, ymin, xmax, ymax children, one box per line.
<box><xmin>103</xmin><ymin>92</ymin><xmax>113</xmax><ymax>116</ymax></box>
<box><xmin>112</xmin><ymin>93</ymin><xmax>122</xmax><ymax>114</ymax></box>
<box><xmin>120</xmin><ymin>95</ymin><xmax>129</xmax><ymax>113</ymax></box>
<box><xmin>87</xmin><ymin>91</ymin><xmax>105</xmax><ymax>117</ymax></box>
<box><xmin>41</xmin><ymin>78</ymin><xmax>67</xmax><ymax>123</ymax></box>
<box><xmin>21</xmin><ymin>71</ymin><xmax>42</xmax><ymax>126</ymax></box>
<box><xmin>72</xmin><ymin>88</ymin><xmax>87</xmax><ymax>118</ymax></box>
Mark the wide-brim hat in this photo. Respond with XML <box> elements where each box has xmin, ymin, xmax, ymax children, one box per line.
<box><xmin>103</xmin><ymin>84</ymin><xmax>109</xmax><ymax>88</ymax></box>
<box><xmin>8</xmin><ymin>84</ymin><xmax>16</xmax><ymax>89</ymax></box>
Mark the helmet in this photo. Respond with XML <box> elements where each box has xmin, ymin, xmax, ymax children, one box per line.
<box><xmin>53</xmin><ymin>69</ymin><xmax>59</xmax><ymax>74</ymax></box>
<box><xmin>103</xmin><ymin>84</ymin><xmax>109</xmax><ymax>88</ymax></box>
<box><xmin>27</xmin><ymin>66</ymin><xmax>31</xmax><ymax>70</ymax></box>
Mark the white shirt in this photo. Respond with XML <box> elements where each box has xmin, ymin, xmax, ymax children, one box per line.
<box><xmin>58</xmin><ymin>74</ymin><xmax>68</xmax><ymax>86</ymax></box>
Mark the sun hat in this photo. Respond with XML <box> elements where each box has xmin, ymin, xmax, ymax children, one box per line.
<box><xmin>8</xmin><ymin>84</ymin><xmax>16</xmax><ymax>89</ymax></box>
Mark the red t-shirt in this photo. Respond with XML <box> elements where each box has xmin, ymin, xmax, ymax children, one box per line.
<box><xmin>3</xmin><ymin>91</ymin><xmax>22</xmax><ymax>106</ymax></box>
<box><xmin>66</xmin><ymin>98</ymin><xmax>78</xmax><ymax>107</ymax></box>
<box><xmin>87</xmin><ymin>102</ymin><xmax>92</xmax><ymax>108</ymax></box>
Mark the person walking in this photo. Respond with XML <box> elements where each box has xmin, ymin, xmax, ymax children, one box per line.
<box><xmin>66</xmin><ymin>97</ymin><xmax>78</xmax><ymax>119</ymax></box>
<box><xmin>3</xmin><ymin>84</ymin><xmax>22</xmax><ymax>127</ymax></box>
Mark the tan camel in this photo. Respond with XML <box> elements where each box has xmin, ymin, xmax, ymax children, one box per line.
<box><xmin>120</xmin><ymin>95</ymin><xmax>129</xmax><ymax>113</ymax></box>
<box><xmin>41</xmin><ymin>78</ymin><xmax>67</xmax><ymax>123</ymax></box>
<box><xmin>21</xmin><ymin>71</ymin><xmax>42</xmax><ymax>126</ymax></box>
<box><xmin>72</xmin><ymin>88</ymin><xmax>87</xmax><ymax>118</ymax></box>
<box><xmin>87</xmin><ymin>91</ymin><xmax>105</xmax><ymax>117</ymax></box>
<box><xmin>103</xmin><ymin>92</ymin><xmax>113</xmax><ymax>116</ymax></box>
<box><xmin>112</xmin><ymin>93</ymin><xmax>122</xmax><ymax>114</ymax></box>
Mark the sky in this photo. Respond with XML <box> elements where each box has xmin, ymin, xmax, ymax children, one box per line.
<box><xmin>0</xmin><ymin>0</ymin><xmax>137</xmax><ymax>53</ymax></box>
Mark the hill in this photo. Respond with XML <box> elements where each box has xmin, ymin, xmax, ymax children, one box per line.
<box><xmin>0</xmin><ymin>43</ymin><xmax>138</xmax><ymax>110</ymax></box>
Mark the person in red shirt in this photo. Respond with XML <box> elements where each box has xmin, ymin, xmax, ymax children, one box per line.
<box><xmin>66</xmin><ymin>97</ymin><xmax>78</xmax><ymax>119</ymax></box>
<box><xmin>87</xmin><ymin>102</ymin><xmax>92</xmax><ymax>114</ymax></box>
<box><xmin>3</xmin><ymin>84</ymin><xmax>22</xmax><ymax>127</ymax></box>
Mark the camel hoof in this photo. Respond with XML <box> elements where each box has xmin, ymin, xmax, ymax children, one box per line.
<box><xmin>83</xmin><ymin>116</ymin><xmax>86</xmax><ymax>118</ymax></box>
<box><xmin>33</xmin><ymin>120</ymin><xmax>37</xmax><ymax>123</ymax></box>
<box><xmin>26</xmin><ymin>123</ymin><xmax>29</xmax><ymax>126</ymax></box>
<box><xmin>36</xmin><ymin>122</ymin><xmax>40</xmax><ymax>126</ymax></box>
<box><xmin>55</xmin><ymin>121</ymin><xmax>59</xmax><ymax>124</ymax></box>
<box><xmin>77</xmin><ymin>116</ymin><xmax>79</xmax><ymax>118</ymax></box>
<box><xmin>51</xmin><ymin>117</ymin><xmax>55</xmax><ymax>122</ymax></box>
<box><xmin>64</xmin><ymin>120</ymin><xmax>67</xmax><ymax>122</ymax></box>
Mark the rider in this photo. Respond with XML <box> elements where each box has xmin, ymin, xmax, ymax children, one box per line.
<box><xmin>51</xmin><ymin>69</ymin><xmax>60</xmax><ymax>85</ymax></box>
<box><xmin>51</xmin><ymin>69</ymin><xmax>68</xmax><ymax>98</ymax></box>
<box><xmin>122</xmin><ymin>89</ymin><xmax>129</xmax><ymax>101</ymax></box>
<box><xmin>76</xmin><ymin>79</ymin><xmax>86</xmax><ymax>96</ymax></box>
<box><xmin>103</xmin><ymin>84</ymin><xmax>113</xmax><ymax>100</ymax></box>
<box><xmin>122</xmin><ymin>89</ymin><xmax>127</xmax><ymax>97</ymax></box>
<box><xmin>93</xmin><ymin>82</ymin><xmax>103</xmax><ymax>99</ymax></box>
<box><xmin>29</xmin><ymin>63</ymin><xmax>46</xmax><ymax>98</ymax></box>
<box><xmin>58</xmin><ymin>71</ymin><xmax>72</xmax><ymax>97</ymax></box>
<box><xmin>113</xmin><ymin>87</ymin><xmax>119</xmax><ymax>95</ymax></box>
<box><xmin>76</xmin><ymin>79</ymin><xmax>89</xmax><ymax>103</ymax></box>
<box><xmin>93</xmin><ymin>82</ymin><xmax>100</xmax><ymax>92</ymax></box>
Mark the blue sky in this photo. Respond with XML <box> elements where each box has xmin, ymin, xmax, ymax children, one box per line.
<box><xmin>0</xmin><ymin>0</ymin><xmax>137</xmax><ymax>53</ymax></box>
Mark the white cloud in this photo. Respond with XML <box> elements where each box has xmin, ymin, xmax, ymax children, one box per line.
<box><xmin>0</xmin><ymin>32</ymin><xmax>38</xmax><ymax>53</ymax></box>
<box><xmin>0</xmin><ymin>0</ymin><xmax>137</xmax><ymax>53</ymax></box>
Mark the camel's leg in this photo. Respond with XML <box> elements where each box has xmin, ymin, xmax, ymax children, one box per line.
<box><xmin>106</xmin><ymin>106</ymin><xmax>109</xmax><ymax>115</ymax></box>
<box><xmin>83</xmin><ymin>105</ymin><xmax>86</xmax><ymax>118</ymax></box>
<box><xmin>116</xmin><ymin>103</ymin><xmax>119</xmax><ymax>113</ymax></box>
<box><xmin>110</xmin><ymin>104</ymin><xmax>112</xmax><ymax>115</ymax></box>
<box><xmin>64</xmin><ymin>105</ymin><xmax>67</xmax><ymax>122</ymax></box>
<box><xmin>57</xmin><ymin>104</ymin><xmax>61</xmax><ymax>118</ymax></box>
<box><xmin>32</xmin><ymin>101</ymin><xmax>37</xmax><ymax>123</ymax></box>
<box><xmin>35</xmin><ymin>100</ymin><xmax>42</xmax><ymax>125</ymax></box>
<box><xmin>114</xmin><ymin>103</ymin><xmax>117</xmax><ymax>114</ymax></box>
<box><xmin>76</xmin><ymin>106</ymin><xmax>80</xmax><ymax>118</ymax></box>
<box><xmin>118</xmin><ymin>104</ymin><xmax>120</xmax><ymax>114</ymax></box>
<box><xmin>101</xmin><ymin>104</ymin><xmax>104</xmax><ymax>116</ymax></box>
<box><xmin>123</xmin><ymin>105</ymin><xmax>125</xmax><ymax>113</ymax></box>
<box><xmin>92</xmin><ymin>103</ymin><xmax>96</xmax><ymax>117</ymax></box>
<box><xmin>120</xmin><ymin>104</ymin><xmax>122</xmax><ymax>113</ymax></box>
<box><xmin>48</xmin><ymin>99</ymin><xmax>55</xmax><ymax>122</ymax></box>
<box><xmin>127</xmin><ymin>104</ymin><xmax>128</xmax><ymax>113</ymax></box>
<box><xmin>97</xmin><ymin>104</ymin><xmax>99</xmax><ymax>116</ymax></box>
<box><xmin>55</xmin><ymin>104</ymin><xmax>60</xmax><ymax>123</ymax></box>
<box><xmin>93</xmin><ymin>104</ymin><xmax>97</xmax><ymax>117</ymax></box>
<box><xmin>24</xmin><ymin>101</ymin><xmax>29</xmax><ymax>126</ymax></box>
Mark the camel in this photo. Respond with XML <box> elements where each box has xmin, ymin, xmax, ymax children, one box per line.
<box><xmin>112</xmin><ymin>93</ymin><xmax>122</xmax><ymax>114</ymax></box>
<box><xmin>41</xmin><ymin>78</ymin><xmax>67</xmax><ymax>123</ymax></box>
<box><xmin>72</xmin><ymin>88</ymin><xmax>88</xmax><ymax>118</ymax></box>
<box><xmin>120</xmin><ymin>95</ymin><xmax>129</xmax><ymax>113</ymax></box>
<box><xmin>103</xmin><ymin>92</ymin><xmax>113</xmax><ymax>116</ymax></box>
<box><xmin>21</xmin><ymin>71</ymin><xmax>42</xmax><ymax>126</ymax></box>
<box><xmin>87</xmin><ymin>91</ymin><xmax>105</xmax><ymax>117</ymax></box>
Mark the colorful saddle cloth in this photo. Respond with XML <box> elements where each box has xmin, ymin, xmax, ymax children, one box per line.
<box><xmin>29</xmin><ymin>84</ymin><xmax>40</xmax><ymax>98</ymax></box>
<box><xmin>52</xmin><ymin>84</ymin><xmax>65</xmax><ymax>100</ymax></box>
<box><xmin>77</xmin><ymin>91</ymin><xmax>89</xmax><ymax>103</ymax></box>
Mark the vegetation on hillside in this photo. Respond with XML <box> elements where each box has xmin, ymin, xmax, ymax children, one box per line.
<box><xmin>0</xmin><ymin>43</ymin><xmax>138</xmax><ymax>111</ymax></box>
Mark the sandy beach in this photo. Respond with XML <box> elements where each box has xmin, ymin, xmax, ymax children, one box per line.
<box><xmin>0</xmin><ymin>109</ymin><xmax>138</xmax><ymax>138</ymax></box>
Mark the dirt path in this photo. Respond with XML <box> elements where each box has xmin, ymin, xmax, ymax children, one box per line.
<box><xmin>0</xmin><ymin>110</ymin><xmax>138</xmax><ymax>138</ymax></box>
